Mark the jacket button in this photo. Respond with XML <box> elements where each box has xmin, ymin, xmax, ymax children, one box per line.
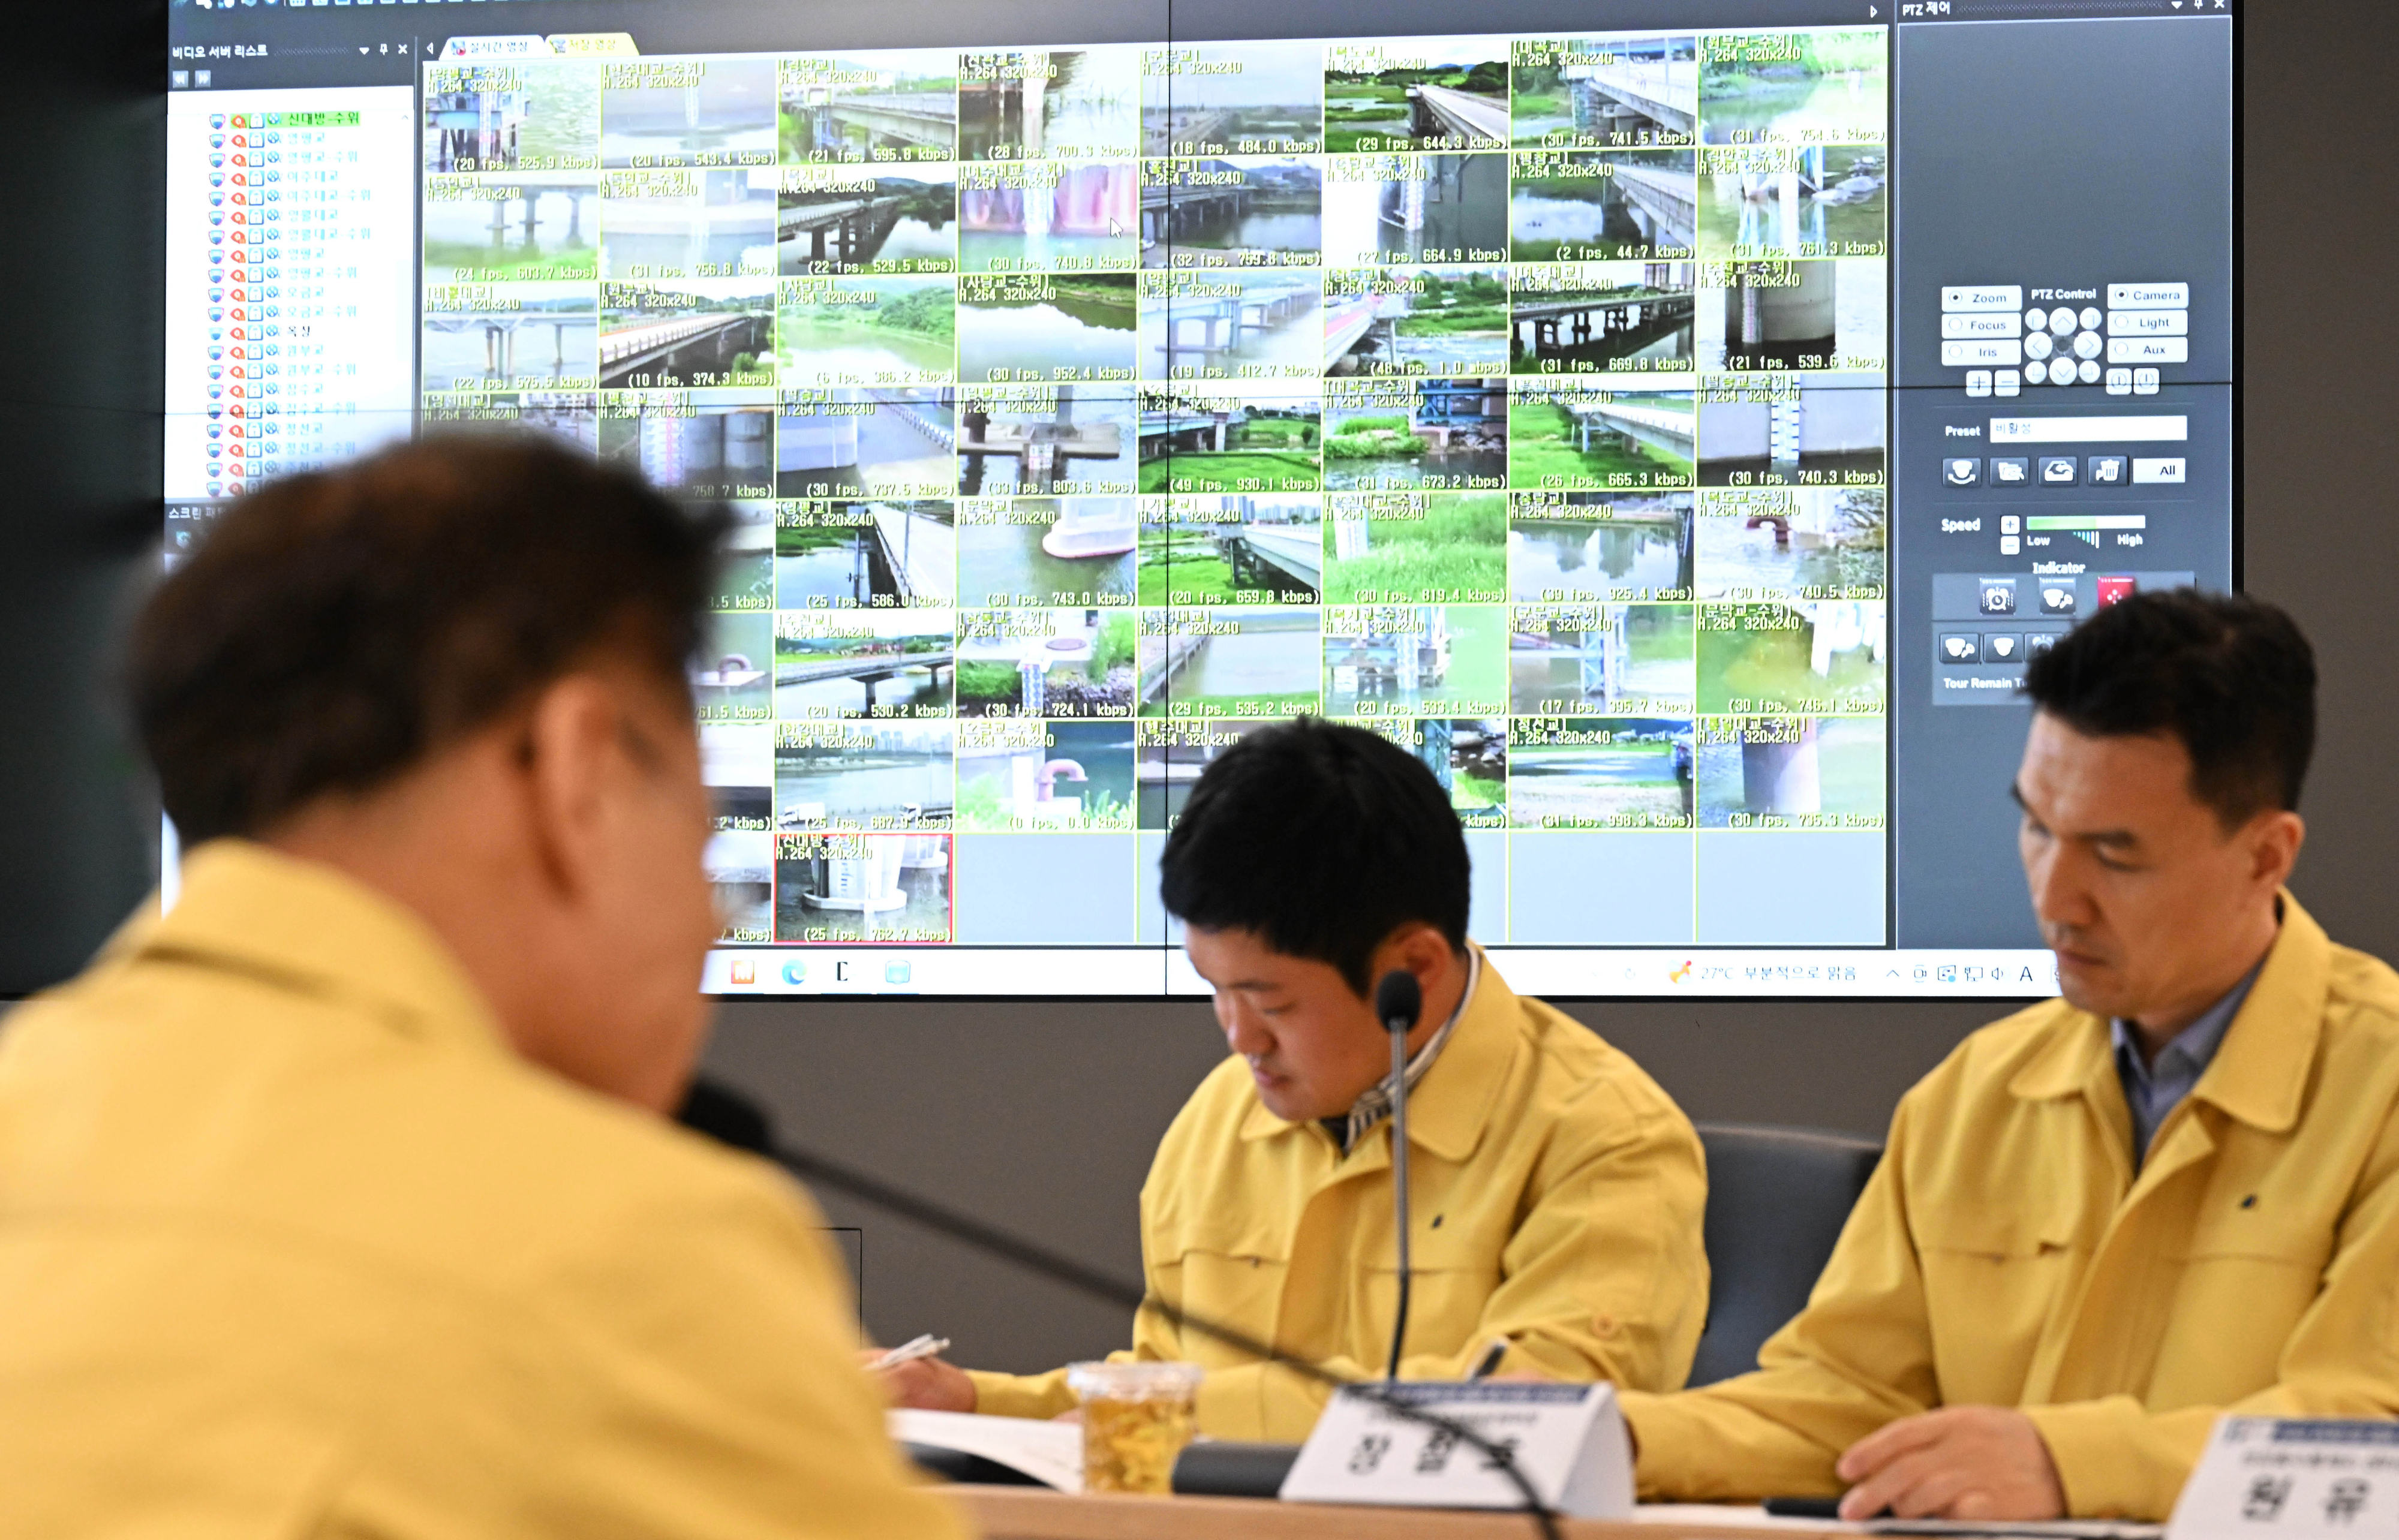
<box><xmin>1592</xmin><ymin>1314</ymin><xmax>1621</xmax><ymax>1338</ymax></box>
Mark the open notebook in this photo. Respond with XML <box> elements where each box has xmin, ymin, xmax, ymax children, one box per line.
<box><xmin>889</xmin><ymin>1409</ymin><xmax>1085</xmax><ymax>1493</ymax></box>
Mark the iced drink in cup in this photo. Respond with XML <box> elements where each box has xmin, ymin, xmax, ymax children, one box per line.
<box><xmin>1065</xmin><ymin>1361</ymin><xmax>1203</xmax><ymax>1494</ymax></box>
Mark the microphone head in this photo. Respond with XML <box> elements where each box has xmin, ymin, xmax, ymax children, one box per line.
<box><xmin>1374</xmin><ymin>969</ymin><xmax>1422</xmax><ymax>1036</ymax></box>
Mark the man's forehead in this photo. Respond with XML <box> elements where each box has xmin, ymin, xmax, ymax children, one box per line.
<box><xmin>2021</xmin><ymin>715</ymin><xmax>2201</xmax><ymax>825</ymax></box>
<box><xmin>1185</xmin><ymin>927</ymin><xmax>1315</xmax><ymax>987</ymax></box>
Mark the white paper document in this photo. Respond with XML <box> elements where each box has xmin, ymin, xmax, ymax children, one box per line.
<box><xmin>888</xmin><ymin>1409</ymin><xmax>1085</xmax><ymax>1493</ymax></box>
<box><xmin>1629</xmin><ymin>1503</ymin><xmax>2161</xmax><ymax>1538</ymax></box>
<box><xmin>1869</xmin><ymin>1520</ymin><xmax>2164</xmax><ymax>1539</ymax></box>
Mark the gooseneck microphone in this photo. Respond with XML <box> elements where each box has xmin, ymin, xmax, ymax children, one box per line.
<box><xmin>1373</xmin><ymin>968</ymin><xmax>1423</xmax><ymax>1383</ymax></box>
<box><xmin>678</xmin><ymin>1077</ymin><xmax>1561</xmax><ymax>1540</ymax></box>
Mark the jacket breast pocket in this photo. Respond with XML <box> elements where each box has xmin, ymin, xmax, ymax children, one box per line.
<box><xmin>1167</xmin><ymin>1247</ymin><xmax>1288</xmax><ymax>1364</ymax></box>
<box><xmin>1914</xmin><ymin>1208</ymin><xmax>2084</xmax><ymax>1402</ymax></box>
<box><xmin>1355</xmin><ymin>1250</ymin><xmax>1501</xmax><ymax>1361</ymax></box>
<box><xmin>2179</xmin><ymin>1204</ymin><xmax>2333</xmax><ymax>1270</ymax></box>
<box><xmin>1914</xmin><ymin>1202</ymin><xmax>2080</xmax><ymax>1260</ymax></box>
<box><xmin>2162</xmin><ymin>1210</ymin><xmax>2328</xmax><ymax>1392</ymax></box>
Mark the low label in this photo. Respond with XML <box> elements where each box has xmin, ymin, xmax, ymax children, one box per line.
<box><xmin>2169</xmin><ymin>1418</ymin><xmax>2399</xmax><ymax>1540</ymax></box>
<box><xmin>1280</xmin><ymin>1380</ymin><xmax>1633</xmax><ymax>1518</ymax></box>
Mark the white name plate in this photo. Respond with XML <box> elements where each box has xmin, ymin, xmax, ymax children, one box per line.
<box><xmin>1280</xmin><ymin>1381</ymin><xmax>1633</xmax><ymax>1518</ymax></box>
<box><xmin>2169</xmin><ymin>1418</ymin><xmax>2399</xmax><ymax>1540</ymax></box>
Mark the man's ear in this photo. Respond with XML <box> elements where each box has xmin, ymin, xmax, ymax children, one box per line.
<box><xmin>2247</xmin><ymin>808</ymin><xmax>2305</xmax><ymax>893</ymax></box>
<box><xmin>1372</xmin><ymin>921</ymin><xmax>1459</xmax><ymax>996</ymax></box>
<box><xmin>517</xmin><ymin>673</ymin><xmax>625</xmax><ymax>904</ymax></box>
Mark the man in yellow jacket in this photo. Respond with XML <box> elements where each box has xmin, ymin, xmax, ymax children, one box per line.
<box><xmin>1627</xmin><ymin>589</ymin><xmax>2399</xmax><ymax>1523</ymax></box>
<box><xmin>0</xmin><ymin>440</ymin><xmax>963</xmax><ymax>1538</ymax></box>
<box><xmin>885</xmin><ymin>718</ymin><xmax>1709</xmax><ymax>1441</ymax></box>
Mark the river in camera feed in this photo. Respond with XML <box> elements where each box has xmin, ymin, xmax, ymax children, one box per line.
<box><xmin>420</xmin><ymin>315</ymin><xmax>597</xmax><ymax>385</ymax></box>
<box><xmin>1514</xmin><ymin>744</ymin><xmax>1676</xmax><ymax>786</ymax></box>
<box><xmin>958</xmin><ymin>521</ymin><xmax>1137</xmax><ymax>606</ymax></box>
<box><xmin>1511</xmin><ymin>522</ymin><xmax>1687</xmax><ymax>598</ymax></box>
<box><xmin>957</xmin><ymin>296</ymin><xmax>1135</xmax><ymax>380</ymax></box>
<box><xmin>969</xmin><ymin>723</ymin><xmax>1138</xmax><ymax>820</ymax></box>
<box><xmin>1561</xmin><ymin>324</ymin><xmax>1691</xmax><ymax>369</ymax></box>
<box><xmin>1165</xmin><ymin>207</ymin><xmax>1321</xmax><ymax>257</ymax></box>
<box><xmin>1701</xmin><ymin>72</ymin><xmax>1885</xmax><ymax>144</ymax></box>
<box><xmin>778</xmin><ymin>753</ymin><xmax>954</xmax><ymax>823</ymax></box>
<box><xmin>778</xmin><ymin>216</ymin><xmax>952</xmax><ymax>272</ymax></box>
<box><xmin>1369</xmin><ymin>157</ymin><xmax>1506</xmax><ymax>261</ymax></box>
<box><xmin>1140</xmin><ymin>290</ymin><xmax>1321</xmax><ymax>377</ymax></box>
<box><xmin>1175</xmin><ymin>624</ymin><xmax>1319</xmax><ymax>699</ymax></box>
<box><xmin>775</xmin><ymin>671</ymin><xmax>949</xmax><ymax>720</ymax></box>
<box><xmin>779</xmin><ymin>507</ymin><xmax>955</xmax><ymax>607</ymax></box>
<box><xmin>1324</xmin><ymin>447</ymin><xmax>1507</xmax><ymax>491</ymax></box>
<box><xmin>605</xmin><ymin>231</ymin><xmax>777</xmax><ymax>275</ymax></box>
<box><xmin>777</xmin><ymin>318</ymin><xmax>955</xmax><ymax>383</ymax></box>
<box><xmin>1058</xmin><ymin>727</ymin><xmax>1137</xmax><ymax>811</ymax></box>
<box><xmin>1697</xmin><ymin>522</ymin><xmax>1883</xmax><ymax>597</ymax></box>
<box><xmin>777</xmin><ymin>532</ymin><xmax>874</xmax><ymax>606</ymax></box>
<box><xmin>1510</xmin><ymin>191</ymin><xmax>1648</xmax><ymax>252</ymax></box>
<box><xmin>781</xmin><ymin>410</ymin><xmax>955</xmax><ymax>497</ymax></box>
<box><xmin>1388</xmin><ymin>330</ymin><xmax>1508</xmax><ymax>373</ymax></box>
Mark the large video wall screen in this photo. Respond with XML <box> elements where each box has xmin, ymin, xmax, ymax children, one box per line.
<box><xmin>401</xmin><ymin>32</ymin><xmax>1893</xmax><ymax>971</ymax></box>
<box><xmin>180</xmin><ymin>1</ymin><xmax>2235</xmax><ymax>994</ymax></box>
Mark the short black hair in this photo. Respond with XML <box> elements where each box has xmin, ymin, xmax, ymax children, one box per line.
<box><xmin>1159</xmin><ymin>718</ymin><xmax>1469</xmax><ymax>995</ymax></box>
<box><xmin>131</xmin><ymin>434</ymin><xmax>727</xmax><ymax>843</ymax></box>
<box><xmin>2021</xmin><ymin>587</ymin><xmax>2316</xmax><ymax>828</ymax></box>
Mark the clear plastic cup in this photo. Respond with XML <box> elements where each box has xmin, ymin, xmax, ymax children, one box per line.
<box><xmin>1065</xmin><ymin>1360</ymin><xmax>1204</xmax><ymax>1495</ymax></box>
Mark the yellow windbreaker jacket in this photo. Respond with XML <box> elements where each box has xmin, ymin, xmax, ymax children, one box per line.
<box><xmin>0</xmin><ymin>841</ymin><xmax>964</xmax><ymax>1540</ymax></box>
<box><xmin>971</xmin><ymin>952</ymin><xmax>1709</xmax><ymax>1441</ymax></box>
<box><xmin>1625</xmin><ymin>895</ymin><xmax>2399</xmax><ymax>1520</ymax></box>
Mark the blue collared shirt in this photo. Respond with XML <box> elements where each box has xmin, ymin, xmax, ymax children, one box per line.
<box><xmin>2111</xmin><ymin>960</ymin><xmax>2266</xmax><ymax>1167</ymax></box>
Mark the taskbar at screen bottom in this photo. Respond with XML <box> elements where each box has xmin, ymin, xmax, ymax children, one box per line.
<box><xmin>703</xmin><ymin>948</ymin><xmax>2061</xmax><ymax>1000</ymax></box>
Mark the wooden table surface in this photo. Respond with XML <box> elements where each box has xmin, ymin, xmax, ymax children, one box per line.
<box><xmin>958</xmin><ymin>1488</ymin><xmax>1825</xmax><ymax>1540</ymax></box>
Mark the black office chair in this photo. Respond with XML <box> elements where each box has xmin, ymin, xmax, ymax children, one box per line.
<box><xmin>1686</xmin><ymin>1123</ymin><xmax>1882</xmax><ymax>1388</ymax></box>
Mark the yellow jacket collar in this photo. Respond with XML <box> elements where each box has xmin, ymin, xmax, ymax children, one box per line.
<box><xmin>101</xmin><ymin>838</ymin><xmax>511</xmax><ymax>1058</ymax></box>
<box><xmin>2007</xmin><ymin>890</ymin><xmax>2330</xmax><ymax>1135</ymax></box>
<box><xmin>1238</xmin><ymin>944</ymin><xmax>1518</xmax><ymax>1164</ymax></box>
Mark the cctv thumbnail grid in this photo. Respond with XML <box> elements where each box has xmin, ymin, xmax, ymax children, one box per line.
<box><xmin>416</xmin><ymin>31</ymin><xmax>1891</xmax><ymax>948</ymax></box>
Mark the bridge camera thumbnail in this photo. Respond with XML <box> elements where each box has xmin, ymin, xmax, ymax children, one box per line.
<box><xmin>599</xmin><ymin>278</ymin><xmax>773</xmax><ymax>389</ymax></box>
<box><xmin>600</xmin><ymin>57</ymin><xmax>777</xmax><ymax>169</ymax></box>
<box><xmin>778</xmin><ymin>166</ymin><xmax>956</xmax><ymax>276</ymax></box>
<box><xmin>1324</xmin><ymin>37</ymin><xmax>1509</xmax><ymax>154</ymax></box>
<box><xmin>1511</xmin><ymin>34</ymin><xmax>1697</xmax><ymax>149</ymax></box>
<box><xmin>1144</xmin><ymin>42</ymin><xmax>1324</xmax><ymax>157</ymax></box>
<box><xmin>780</xmin><ymin>50</ymin><xmax>960</xmax><ymax>163</ymax></box>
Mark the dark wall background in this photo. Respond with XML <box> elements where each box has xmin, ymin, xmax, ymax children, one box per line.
<box><xmin>2</xmin><ymin>0</ymin><xmax>2389</xmax><ymax>1371</ymax></box>
<box><xmin>0</xmin><ymin>1</ymin><xmax>166</xmax><ymax>990</ymax></box>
